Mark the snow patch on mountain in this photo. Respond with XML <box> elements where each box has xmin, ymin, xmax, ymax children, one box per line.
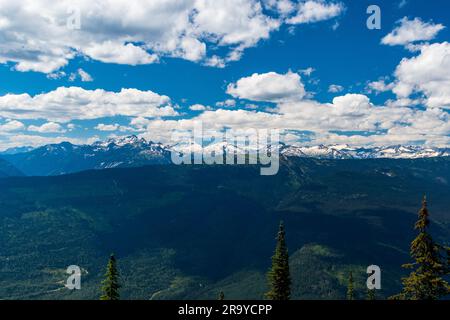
<box><xmin>281</xmin><ymin>144</ymin><xmax>450</xmax><ymax>159</ymax></box>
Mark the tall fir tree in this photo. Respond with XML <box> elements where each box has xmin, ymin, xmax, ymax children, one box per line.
<box><xmin>392</xmin><ymin>197</ymin><xmax>450</xmax><ymax>300</ymax></box>
<box><xmin>266</xmin><ymin>221</ymin><xmax>291</xmax><ymax>300</ymax></box>
<box><xmin>100</xmin><ymin>254</ymin><xmax>121</xmax><ymax>300</ymax></box>
<box><xmin>346</xmin><ymin>272</ymin><xmax>355</xmax><ymax>300</ymax></box>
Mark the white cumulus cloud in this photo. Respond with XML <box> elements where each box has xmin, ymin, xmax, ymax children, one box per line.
<box><xmin>382</xmin><ymin>17</ymin><xmax>445</xmax><ymax>46</ymax></box>
<box><xmin>133</xmin><ymin>90</ymin><xmax>450</xmax><ymax>148</ymax></box>
<box><xmin>393</xmin><ymin>42</ymin><xmax>450</xmax><ymax>108</ymax></box>
<box><xmin>226</xmin><ymin>71</ymin><xmax>306</xmax><ymax>102</ymax></box>
<box><xmin>0</xmin><ymin>87</ymin><xmax>178</xmax><ymax>122</ymax></box>
<box><xmin>366</xmin><ymin>79</ymin><xmax>395</xmax><ymax>94</ymax></box>
<box><xmin>287</xmin><ymin>1</ymin><xmax>344</xmax><ymax>24</ymax></box>
<box><xmin>28</xmin><ymin>122</ymin><xmax>65</xmax><ymax>133</ymax></box>
<box><xmin>328</xmin><ymin>84</ymin><xmax>344</xmax><ymax>93</ymax></box>
<box><xmin>189</xmin><ymin>104</ymin><xmax>211</xmax><ymax>111</ymax></box>
<box><xmin>0</xmin><ymin>0</ymin><xmax>285</xmax><ymax>73</ymax></box>
<box><xmin>0</xmin><ymin>0</ymin><xmax>348</xmax><ymax>73</ymax></box>
<box><xmin>0</xmin><ymin>120</ymin><xmax>25</xmax><ymax>132</ymax></box>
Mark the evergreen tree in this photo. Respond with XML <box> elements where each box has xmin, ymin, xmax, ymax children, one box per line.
<box><xmin>266</xmin><ymin>221</ymin><xmax>291</xmax><ymax>300</ymax></box>
<box><xmin>366</xmin><ymin>289</ymin><xmax>376</xmax><ymax>300</ymax></box>
<box><xmin>445</xmin><ymin>245</ymin><xmax>450</xmax><ymax>275</ymax></box>
<box><xmin>346</xmin><ymin>272</ymin><xmax>355</xmax><ymax>300</ymax></box>
<box><xmin>447</xmin><ymin>247</ymin><xmax>450</xmax><ymax>275</ymax></box>
<box><xmin>392</xmin><ymin>197</ymin><xmax>450</xmax><ymax>300</ymax></box>
<box><xmin>100</xmin><ymin>254</ymin><xmax>121</xmax><ymax>300</ymax></box>
<box><xmin>218</xmin><ymin>291</ymin><xmax>225</xmax><ymax>300</ymax></box>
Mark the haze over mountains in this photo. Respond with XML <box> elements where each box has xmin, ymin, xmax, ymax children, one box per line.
<box><xmin>1</xmin><ymin>135</ymin><xmax>450</xmax><ymax>177</ymax></box>
<box><xmin>0</xmin><ymin>159</ymin><xmax>24</xmax><ymax>177</ymax></box>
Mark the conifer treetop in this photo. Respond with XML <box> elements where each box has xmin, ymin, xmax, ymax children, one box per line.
<box><xmin>266</xmin><ymin>221</ymin><xmax>291</xmax><ymax>300</ymax></box>
<box><xmin>392</xmin><ymin>197</ymin><xmax>450</xmax><ymax>300</ymax></box>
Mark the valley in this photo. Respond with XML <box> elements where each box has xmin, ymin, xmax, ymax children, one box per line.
<box><xmin>0</xmin><ymin>157</ymin><xmax>449</xmax><ymax>299</ymax></box>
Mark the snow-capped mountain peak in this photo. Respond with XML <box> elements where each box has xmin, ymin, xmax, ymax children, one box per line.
<box><xmin>282</xmin><ymin>145</ymin><xmax>352</xmax><ymax>159</ymax></box>
<box><xmin>281</xmin><ymin>144</ymin><xmax>450</xmax><ymax>159</ymax></box>
<box><xmin>2</xmin><ymin>136</ymin><xmax>450</xmax><ymax>176</ymax></box>
<box><xmin>93</xmin><ymin>135</ymin><xmax>147</xmax><ymax>148</ymax></box>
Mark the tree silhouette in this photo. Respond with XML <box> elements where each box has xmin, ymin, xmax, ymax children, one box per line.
<box><xmin>392</xmin><ymin>197</ymin><xmax>449</xmax><ymax>300</ymax></box>
<box><xmin>100</xmin><ymin>254</ymin><xmax>121</xmax><ymax>300</ymax></box>
<box><xmin>266</xmin><ymin>221</ymin><xmax>291</xmax><ymax>300</ymax></box>
<box><xmin>347</xmin><ymin>272</ymin><xmax>355</xmax><ymax>300</ymax></box>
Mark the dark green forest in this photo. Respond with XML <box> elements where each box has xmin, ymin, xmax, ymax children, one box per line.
<box><xmin>1</xmin><ymin>157</ymin><xmax>450</xmax><ymax>299</ymax></box>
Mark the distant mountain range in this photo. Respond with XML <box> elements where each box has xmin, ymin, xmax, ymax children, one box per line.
<box><xmin>0</xmin><ymin>159</ymin><xmax>24</xmax><ymax>177</ymax></box>
<box><xmin>1</xmin><ymin>135</ymin><xmax>449</xmax><ymax>176</ymax></box>
<box><xmin>0</xmin><ymin>146</ymin><xmax>34</xmax><ymax>155</ymax></box>
<box><xmin>0</xmin><ymin>136</ymin><xmax>170</xmax><ymax>176</ymax></box>
<box><xmin>282</xmin><ymin>144</ymin><xmax>450</xmax><ymax>159</ymax></box>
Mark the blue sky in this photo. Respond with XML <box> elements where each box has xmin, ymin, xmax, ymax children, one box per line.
<box><xmin>0</xmin><ymin>0</ymin><xmax>449</xmax><ymax>149</ymax></box>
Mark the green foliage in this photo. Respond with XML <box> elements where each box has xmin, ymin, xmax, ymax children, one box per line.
<box><xmin>346</xmin><ymin>272</ymin><xmax>354</xmax><ymax>300</ymax></box>
<box><xmin>447</xmin><ymin>246</ymin><xmax>450</xmax><ymax>275</ymax></box>
<box><xmin>290</xmin><ymin>245</ymin><xmax>357</xmax><ymax>299</ymax></box>
<box><xmin>266</xmin><ymin>222</ymin><xmax>291</xmax><ymax>300</ymax></box>
<box><xmin>1</xmin><ymin>160</ymin><xmax>450</xmax><ymax>299</ymax></box>
<box><xmin>392</xmin><ymin>197</ymin><xmax>450</xmax><ymax>300</ymax></box>
<box><xmin>218</xmin><ymin>291</ymin><xmax>225</xmax><ymax>300</ymax></box>
<box><xmin>100</xmin><ymin>254</ymin><xmax>121</xmax><ymax>300</ymax></box>
<box><xmin>366</xmin><ymin>289</ymin><xmax>376</xmax><ymax>300</ymax></box>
